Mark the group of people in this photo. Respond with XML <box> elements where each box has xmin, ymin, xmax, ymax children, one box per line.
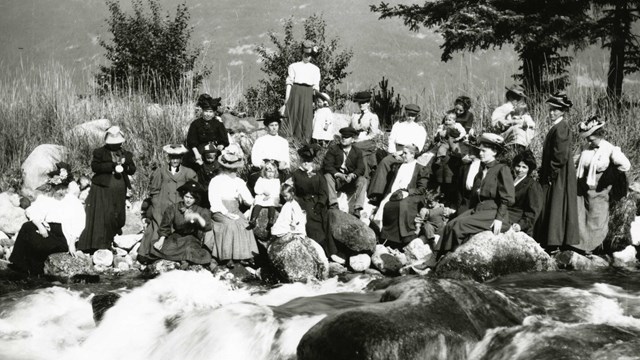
<box><xmin>7</xmin><ymin>40</ymin><xmax>632</xmax><ymax>276</ymax></box>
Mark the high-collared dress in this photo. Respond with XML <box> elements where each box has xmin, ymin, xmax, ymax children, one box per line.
<box><xmin>507</xmin><ymin>175</ymin><xmax>543</xmax><ymax>237</ymax></box>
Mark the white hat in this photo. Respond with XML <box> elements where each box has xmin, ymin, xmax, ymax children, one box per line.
<box><xmin>104</xmin><ymin>126</ymin><xmax>125</xmax><ymax>144</ymax></box>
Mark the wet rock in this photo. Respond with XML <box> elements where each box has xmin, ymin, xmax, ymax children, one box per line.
<box><xmin>268</xmin><ymin>235</ymin><xmax>329</xmax><ymax>282</ymax></box>
<box><xmin>129</xmin><ymin>242</ymin><xmax>141</xmax><ymax>261</ymax></box>
<box><xmin>44</xmin><ymin>252</ymin><xmax>95</xmax><ymax>278</ymax></box>
<box><xmin>328</xmin><ymin>209</ymin><xmax>376</xmax><ymax>252</ymax></box>
<box><xmin>372</xmin><ymin>252</ymin><xmax>402</xmax><ymax>276</ymax></box>
<box><xmin>363</xmin><ymin>268</ymin><xmax>383</xmax><ymax>277</ymax></box>
<box><xmin>113</xmin><ymin>247</ymin><xmax>128</xmax><ymax>257</ymax></box>
<box><xmin>403</xmin><ymin>238</ymin><xmax>435</xmax><ymax>266</ymax></box>
<box><xmin>92</xmin><ymin>249</ymin><xmax>114</xmax><ymax>267</ymax></box>
<box><xmin>349</xmin><ymin>254</ymin><xmax>371</xmax><ymax>272</ymax></box>
<box><xmin>631</xmin><ymin>216</ymin><xmax>640</xmax><ymax>246</ymax></box>
<box><xmin>113</xmin><ymin>233</ymin><xmax>142</xmax><ymax>251</ymax></box>
<box><xmin>91</xmin><ymin>292</ymin><xmax>121</xmax><ymax>323</ymax></box>
<box><xmin>67</xmin><ymin>119</ymin><xmax>111</xmax><ymax>147</ymax></box>
<box><xmin>435</xmin><ymin>230</ymin><xmax>555</xmax><ymax>282</ymax></box>
<box><xmin>612</xmin><ymin>245</ymin><xmax>638</xmax><ymax>269</ymax></box>
<box><xmin>555</xmin><ymin>251</ymin><xmax>610</xmax><ymax>271</ymax></box>
<box><xmin>297</xmin><ymin>277</ymin><xmax>525</xmax><ymax>360</ymax></box>
<box><xmin>0</xmin><ymin>191</ymin><xmax>28</xmax><ymax>235</ymax></box>
<box><xmin>328</xmin><ymin>262</ymin><xmax>347</xmax><ymax>277</ymax></box>
<box><xmin>252</xmin><ymin>208</ymin><xmax>280</xmax><ymax>241</ymax></box>
<box><xmin>20</xmin><ymin>144</ymin><xmax>68</xmax><ymax>197</ymax></box>
<box><xmin>113</xmin><ymin>255</ymin><xmax>134</xmax><ymax>271</ymax></box>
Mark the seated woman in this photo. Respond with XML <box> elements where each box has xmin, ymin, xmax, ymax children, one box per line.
<box><xmin>208</xmin><ymin>147</ymin><xmax>258</xmax><ymax>266</ymax></box>
<box><xmin>139</xmin><ymin>144</ymin><xmax>197</xmax><ymax>262</ymax></box>
<box><xmin>9</xmin><ymin>163</ymin><xmax>85</xmax><ymax>275</ymax></box>
<box><xmin>508</xmin><ymin>150</ymin><xmax>543</xmax><ymax>237</ymax></box>
<box><xmin>150</xmin><ymin>180</ymin><xmax>213</xmax><ymax>268</ymax></box>
<box><xmin>436</xmin><ymin>133</ymin><xmax>515</xmax><ymax>256</ymax></box>
<box><xmin>373</xmin><ymin>144</ymin><xmax>430</xmax><ymax>247</ymax></box>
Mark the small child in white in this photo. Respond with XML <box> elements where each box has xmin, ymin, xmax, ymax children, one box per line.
<box><xmin>247</xmin><ymin>160</ymin><xmax>280</xmax><ymax>230</ymax></box>
<box><xmin>271</xmin><ymin>184</ymin><xmax>306</xmax><ymax>238</ymax></box>
<box><xmin>311</xmin><ymin>92</ymin><xmax>334</xmax><ymax>146</ymax></box>
<box><xmin>435</xmin><ymin>110</ymin><xmax>467</xmax><ymax>159</ymax></box>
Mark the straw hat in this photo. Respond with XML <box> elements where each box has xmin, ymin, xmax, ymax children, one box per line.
<box><xmin>162</xmin><ymin>144</ymin><xmax>188</xmax><ymax>156</ymax></box>
<box><xmin>578</xmin><ymin>116</ymin><xmax>605</xmax><ymax>138</ymax></box>
<box><xmin>218</xmin><ymin>147</ymin><xmax>245</xmax><ymax>169</ymax></box>
<box><xmin>546</xmin><ymin>91</ymin><xmax>573</xmax><ymax>110</ymax></box>
<box><xmin>104</xmin><ymin>126</ymin><xmax>125</xmax><ymax>144</ymax></box>
<box><xmin>478</xmin><ymin>133</ymin><xmax>505</xmax><ymax>150</ymax></box>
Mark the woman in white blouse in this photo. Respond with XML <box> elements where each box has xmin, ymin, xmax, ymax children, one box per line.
<box><xmin>285</xmin><ymin>39</ymin><xmax>321</xmax><ymax>142</ymax></box>
<box><xmin>9</xmin><ymin>163</ymin><xmax>85</xmax><ymax>275</ymax></box>
<box><xmin>208</xmin><ymin>147</ymin><xmax>258</xmax><ymax>265</ymax></box>
<box><xmin>574</xmin><ymin>117</ymin><xmax>631</xmax><ymax>253</ymax></box>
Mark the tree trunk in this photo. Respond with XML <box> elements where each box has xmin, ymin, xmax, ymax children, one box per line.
<box><xmin>606</xmin><ymin>3</ymin><xmax>630</xmax><ymax>100</ymax></box>
<box><xmin>520</xmin><ymin>48</ymin><xmax>549</xmax><ymax>97</ymax></box>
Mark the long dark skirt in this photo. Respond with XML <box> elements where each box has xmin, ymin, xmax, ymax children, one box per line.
<box><xmin>436</xmin><ymin>205</ymin><xmax>510</xmax><ymax>254</ymax></box>
<box><xmin>78</xmin><ymin>176</ymin><xmax>127</xmax><ymax>252</ymax></box>
<box><xmin>9</xmin><ymin>222</ymin><xmax>68</xmax><ymax>275</ymax></box>
<box><xmin>150</xmin><ymin>233</ymin><xmax>212</xmax><ymax>265</ymax></box>
<box><xmin>286</xmin><ymin>83</ymin><xmax>314</xmax><ymax>142</ymax></box>
<box><xmin>381</xmin><ymin>196</ymin><xmax>422</xmax><ymax>245</ymax></box>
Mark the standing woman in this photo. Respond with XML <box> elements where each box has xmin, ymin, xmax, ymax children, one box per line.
<box><xmin>78</xmin><ymin>126</ymin><xmax>136</xmax><ymax>252</ymax></box>
<box><xmin>285</xmin><ymin>40</ymin><xmax>320</xmax><ymax>142</ymax></box>
<box><xmin>9</xmin><ymin>163</ymin><xmax>85</xmax><ymax>275</ymax></box>
<box><xmin>575</xmin><ymin>117</ymin><xmax>631</xmax><ymax>253</ymax></box>
<box><xmin>535</xmin><ymin>92</ymin><xmax>579</xmax><ymax>250</ymax></box>
<box><xmin>436</xmin><ymin>134</ymin><xmax>515</xmax><ymax>255</ymax></box>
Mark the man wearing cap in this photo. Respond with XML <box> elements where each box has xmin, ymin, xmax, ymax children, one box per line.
<box><xmin>185</xmin><ymin>97</ymin><xmax>229</xmax><ymax>168</ymax></box>
<box><xmin>368</xmin><ymin>104</ymin><xmax>427</xmax><ymax>202</ymax></box>
<box><xmin>350</xmin><ymin>90</ymin><xmax>381</xmax><ymax>176</ymax></box>
<box><xmin>322</xmin><ymin>127</ymin><xmax>367</xmax><ymax>216</ymax></box>
<box><xmin>285</xmin><ymin>39</ymin><xmax>321</xmax><ymax>142</ymax></box>
<box><xmin>491</xmin><ymin>84</ymin><xmax>527</xmax><ymax>129</ymax></box>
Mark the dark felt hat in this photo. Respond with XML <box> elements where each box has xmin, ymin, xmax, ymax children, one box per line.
<box><xmin>339</xmin><ymin>126</ymin><xmax>358</xmax><ymax>138</ymax></box>
<box><xmin>196</xmin><ymin>94</ymin><xmax>213</xmax><ymax>108</ymax></box>
<box><xmin>297</xmin><ymin>145</ymin><xmax>316</xmax><ymax>162</ymax></box>
<box><xmin>546</xmin><ymin>91</ymin><xmax>573</xmax><ymax>110</ymax></box>
<box><xmin>505</xmin><ymin>84</ymin><xmax>527</xmax><ymax>98</ymax></box>
<box><xmin>405</xmin><ymin>104</ymin><xmax>421</xmax><ymax>115</ymax></box>
<box><xmin>199</xmin><ymin>142</ymin><xmax>219</xmax><ymax>155</ymax></box>
<box><xmin>258</xmin><ymin>110</ymin><xmax>283</xmax><ymax>126</ymax></box>
<box><xmin>353</xmin><ymin>91</ymin><xmax>372</xmax><ymax>103</ymax></box>
<box><xmin>177</xmin><ymin>180</ymin><xmax>205</xmax><ymax>195</ymax></box>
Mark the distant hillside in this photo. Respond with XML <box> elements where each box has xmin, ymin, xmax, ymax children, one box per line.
<box><xmin>1</xmin><ymin>0</ymin><xmax>632</xmax><ymax>102</ymax></box>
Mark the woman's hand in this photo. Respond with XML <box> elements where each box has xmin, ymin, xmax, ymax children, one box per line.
<box><xmin>491</xmin><ymin>220</ymin><xmax>503</xmax><ymax>235</ymax></box>
<box><xmin>194</xmin><ymin>154</ymin><xmax>204</xmax><ymax>166</ymax></box>
<box><xmin>511</xmin><ymin>223</ymin><xmax>521</xmax><ymax>232</ymax></box>
<box><xmin>36</xmin><ymin>221</ymin><xmax>49</xmax><ymax>238</ymax></box>
<box><xmin>225</xmin><ymin>213</ymin><xmax>240</xmax><ymax>220</ymax></box>
<box><xmin>154</xmin><ymin>237</ymin><xmax>165</xmax><ymax>251</ymax></box>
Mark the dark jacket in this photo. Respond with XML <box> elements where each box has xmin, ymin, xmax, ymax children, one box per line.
<box><xmin>384</xmin><ymin>162</ymin><xmax>430</xmax><ymax>197</ymax></box>
<box><xmin>507</xmin><ymin>176</ymin><xmax>543</xmax><ymax>236</ymax></box>
<box><xmin>468</xmin><ymin>160</ymin><xmax>515</xmax><ymax>223</ymax></box>
<box><xmin>90</xmin><ymin>146</ymin><xmax>136</xmax><ymax>188</ymax></box>
<box><xmin>186</xmin><ymin>117</ymin><xmax>229</xmax><ymax>150</ymax></box>
<box><xmin>322</xmin><ymin>144</ymin><xmax>365</xmax><ymax>177</ymax></box>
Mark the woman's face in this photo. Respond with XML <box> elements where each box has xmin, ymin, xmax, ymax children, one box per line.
<box><xmin>359</xmin><ymin>102</ymin><xmax>370</xmax><ymax>112</ymax></box>
<box><xmin>548</xmin><ymin>107</ymin><xmax>564</xmax><ymax>121</ymax></box>
<box><xmin>513</xmin><ymin>161</ymin><xmax>530</xmax><ymax>178</ymax></box>
<box><xmin>169</xmin><ymin>156</ymin><xmax>182</xmax><ymax>168</ymax></box>
<box><xmin>302</xmin><ymin>52</ymin><xmax>312</xmax><ymax>63</ymax></box>
<box><xmin>283</xmin><ymin>192</ymin><xmax>294</xmax><ymax>202</ymax></box>
<box><xmin>454</xmin><ymin>103</ymin><xmax>465</xmax><ymax>115</ymax></box>
<box><xmin>202</xmin><ymin>110</ymin><xmax>215</xmax><ymax>120</ymax></box>
<box><xmin>183</xmin><ymin>192</ymin><xmax>196</xmax><ymax>207</ymax></box>
<box><xmin>267</xmin><ymin>122</ymin><xmax>280</xmax><ymax>135</ymax></box>
<box><xmin>586</xmin><ymin>134</ymin><xmax>602</xmax><ymax>148</ymax></box>
<box><xmin>401</xmin><ymin>148</ymin><xmax>416</xmax><ymax>163</ymax></box>
<box><xmin>479</xmin><ymin>144</ymin><xmax>497</xmax><ymax>163</ymax></box>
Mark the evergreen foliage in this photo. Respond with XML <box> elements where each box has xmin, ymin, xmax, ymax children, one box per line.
<box><xmin>372</xmin><ymin>77</ymin><xmax>402</xmax><ymax>129</ymax></box>
<box><xmin>96</xmin><ymin>0</ymin><xmax>209</xmax><ymax>102</ymax></box>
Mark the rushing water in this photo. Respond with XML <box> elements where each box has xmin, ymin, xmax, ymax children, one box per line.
<box><xmin>0</xmin><ymin>269</ymin><xmax>639</xmax><ymax>360</ymax></box>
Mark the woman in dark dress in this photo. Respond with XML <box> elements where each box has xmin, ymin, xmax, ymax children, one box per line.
<box><xmin>150</xmin><ymin>180</ymin><xmax>213</xmax><ymax>268</ymax></box>
<box><xmin>290</xmin><ymin>145</ymin><xmax>339</xmax><ymax>258</ymax></box>
<box><xmin>508</xmin><ymin>150</ymin><xmax>543</xmax><ymax>237</ymax></box>
<box><xmin>78</xmin><ymin>126</ymin><xmax>136</xmax><ymax>252</ymax></box>
<box><xmin>185</xmin><ymin>96</ymin><xmax>229</xmax><ymax>168</ymax></box>
<box><xmin>436</xmin><ymin>133</ymin><xmax>515</xmax><ymax>255</ymax></box>
<box><xmin>534</xmin><ymin>92</ymin><xmax>579</xmax><ymax>250</ymax></box>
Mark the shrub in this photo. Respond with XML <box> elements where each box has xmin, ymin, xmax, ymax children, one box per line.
<box><xmin>372</xmin><ymin>76</ymin><xmax>403</xmax><ymax>129</ymax></box>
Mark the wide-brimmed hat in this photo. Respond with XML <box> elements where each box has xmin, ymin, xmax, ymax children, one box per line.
<box><xmin>578</xmin><ymin>116</ymin><xmax>605</xmax><ymax>138</ymax></box>
<box><xmin>104</xmin><ymin>126</ymin><xmax>125</xmax><ymax>144</ymax></box>
<box><xmin>302</xmin><ymin>40</ymin><xmax>317</xmax><ymax>54</ymax></box>
<box><xmin>405</xmin><ymin>104</ymin><xmax>421</xmax><ymax>116</ymax></box>
<box><xmin>199</xmin><ymin>142</ymin><xmax>219</xmax><ymax>155</ymax></box>
<box><xmin>339</xmin><ymin>126</ymin><xmax>358</xmax><ymax>139</ymax></box>
<box><xmin>218</xmin><ymin>147</ymin><xmax>245</xmax><ymax>169</ymax></box>
<box><xmin>353</xmin><ymin>91</ymin><xmax>372</xmax><ymax>104</ymax></box>
<box><xmin>478</xmin><ymin>132</ymin><xmax>505</xmax><ymax>150</ymax></box>
<box><xmin>505</xmin><ymin>84</ymin><xmax>527</xmax><ymax>98</ymax></box>
<box><xmin>297</xmin><ymin>145</ymin><xmax>317</xmax><ymax>162</ymax></box>
<box><xmin>196</xmin><ymin>94</ymin><xmax>213</xmax><ymax>108</ymax></box>
<box><xmin>258</xmin><ymin>110</ymin><xmax>283</xmax><ymax>126</ymax></box>
<box><xmin>37</xmin><ymin>162</ymin><xmax>73</xmax><ymax>191</ymax></box>
<box><xmin>177</xmin><ymin>180</ymin><xmax>205</xmax><ymax>196</ymax></box>
<box><xmin>316</xmin><ymin>92</ymin><xmax>331</xmax><ymax>104</ymax></box>
<box><xmin>163</xmin><ymin>144</ymin><xmax>188</xmax><ymax>156</ymax></box>
<box><xmin>546</xmin><ymin>91</ymin><xmax>573</xmax><ymax>110</ymax></box>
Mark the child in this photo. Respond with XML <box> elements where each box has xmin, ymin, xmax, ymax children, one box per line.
<box><xmin>247</xmin><ymin>160</ymin><xmax>280</xmax><ymax>230</ymax></box>
<box><xmin>500</xmin><ymin>103</ymin><xmax>536</xmax><ymax>150</ymax></box>
<box><xmin>414</xmin><ymin>201</ymin><xmax>456</xmax><ymax>245</ymax></box>
<box><xmin>311</xmin><ymin>92</ymin><xmax>334</xmax><ymax>146</ymax></box>
<box><xmin>271</xmin><ymin>184</ymin><xmax>306</xmax><ymax>238</ymax></box>
<box><xmin>435</xmin><ymin>110</ymin><xmax>467</xmax><ymax>160</ymax></box>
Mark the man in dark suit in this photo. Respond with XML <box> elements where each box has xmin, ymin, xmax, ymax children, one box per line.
<box><xmin>323</xmin><ymin>127</ymin><xmax>367</xmax><ymax>216</ymax></box>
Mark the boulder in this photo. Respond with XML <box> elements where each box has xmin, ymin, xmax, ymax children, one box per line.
<box><xmin>268</xmin><ymin>235</ymin><xmax>329</xmax><ymax>282</ymax></box>
<box><xmin>44</xmin><ymin>252</ymin><xmax>94</xmax><ymax>278</ymax></box>
<box><xmin>328</xmin><ymin>209</ymin><xmax>376</xmax><ymax>253</ymax></box>
<box><xmin>92</xmin><ymin>249</ymin><xmax>114</xmax><ymax>267</ymax></box>
<box><xmin>20</xmin><ymin>144</ymin><xmax>68</xmax><ymax>196</ymax></box>
<box><xmin>91</xmin><ymin>292</ymin><xmax>121</xmax><ymax>323</ymax></box>
<box><xmin>113</xmin><ymin>247</ymin><xmax>128</xmax><ymax>257</ymax></box>
<box><xmin>222</xmin><ymin>113</ymin><xmax>259</xmax><ymax>134</ymax></box>
<box><xmin>631</xmin><ymin>216</ymin><xmax>640</xmax><ymax>246</ymax></box>
<box><xmin>363</xmin><ymin>268</ymin><xmax>383</xmax><ymax>277</ymax></box>
<box><xmin>67</xmin><ymin>119</ymin><xmax>111</xmax><ymax>147</ymax></box>
<box><xmin>403</xmin><ymin>238</ymin><xmax>435</xmax><ymax>265</ymax></box>
<box><xmin>371</xmin><ymin>251</ymin><xmax>402</xmax><ymax>275</ymax></box>
<box><xmin>252</xmin><ymin>207</ymin><xmax>280</xmax><ymax>241</ymax></box>
<box><xmin>612</xmin><ymin>245</ymin><xmax>638</xmax><ymax>269</ymax></box>
<box><xmin>113</xmin><ymin>233</ymin><xmax>142</xmax><ymax>251</ymax></box>
<box><xmin>297</xmin><ymin>277</ymin><xmax>525</xmax><ymax>360</ymax></box>
<box><xmin>0</xmin><ymin>191</ymin><xmax>28</xmax><ymax>235</ymax></box>
<box><xmin>554</xmin><ymin>251</ymin><xmax>610</xmax><ymax>271</ymax></box>
<box><xmin>113</xmin><ymin>255</ymin><xmax>134</xmax><ymax>271</ymax></box>
<box><xmin>349</xmin><ymin>254</ymin><xmax>371</xmax><ymax>272</ymax></box>
<box><xmin>129</xmin><ymin>242</ymin><xmax>141</xmax><ymax>261</ymax></box>
<box><xmin>328</xmin><ymin>262</ymin><xmax>348</xmax><ymax>277</ymax></box>
<box><xmin>435</xmin><ymin>231</ymin><xmax>555</xmax><ymax>282</ymax></box>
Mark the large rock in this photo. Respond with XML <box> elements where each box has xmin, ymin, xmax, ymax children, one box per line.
<box><xmin>349</xmin><ymin>254</ymin><xmax>371</xmax><ymax>272</ymax></box>
<box><xmin>0</xmin><ymin>191</ymin><xmax>28</xmax><ymax>235</ymax></box>
<box><xmin>328</xmin><ymin>209</ymin><xmax>376</xmax><ymax>253</ymax></box>
<box><xmin>371</xmin><ymin>245</ymin><xmax>402</xmax><ymax>275</ymax></box>
<box><xmin>612</xmin><ymin>245</ymin><xmax>638</xmax><ymax>269</ymax></box>
<box><xmin>435</xmin><ymin>231</ymin><xmax>555</xmax><ymax>282</ymax></box>
<box><xmin>67</xmin><ymin>119</ymin><xmax>111</xmax><ymax>147</ymax></box>
<box><xmin>92</xmin><ymin>249</ymin><xmax>114</xmax><ymax>267</ymax></box>
<box><xmin>251</xmin><ymin>207</ymin><xmax>280</xmax><ymax>241</ymax></box>
<box><xmin>20</xmin><ymin>144</ymin><xmax>68</xmax><ymax>196</ymax></box>
<box><xmin>91</xmin><ymin>292</ymin><xmax>121</xmax><ymax>323</ymax></box>
<box><xmin>403</xmin><ymin>238</ymin><xmax>435</xmax><ymax>266</ymax></box>
<box><xmin>328</xmin><ymin>262</ymin><xmax>348</xmax><ymax>277</ymax></box>
<box><xmin>631</xmin><ymin>216</ymin><xmax>640</xmax><ymax>246</ymax></box>
<box><xmin>555</xmin><ymin>250</ymin><xmax>610</xmax><ymax>271</ymax></box>
<box><xmin>222</xmin><ymin>113</ymin><xmax>259</xmax><ymax>134</ymax></box>
<box><xmin>297</xmin><ymin>277</ymin><xmax>525</xmax><ymax>360</ymax></box>
<box><xmin>113</xmin><ymin>233</ymin><xmax>143</xmax><ymax>251</ymax></box>
<box><xmin>44</xmin><ymin>252</ymin><xmax>94</xmax><ymax>278</ymax></box>
<box><xmin>268</xmin><ymin>235</ymin><xmax>329</xmax><ymax>282</ymax></box>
